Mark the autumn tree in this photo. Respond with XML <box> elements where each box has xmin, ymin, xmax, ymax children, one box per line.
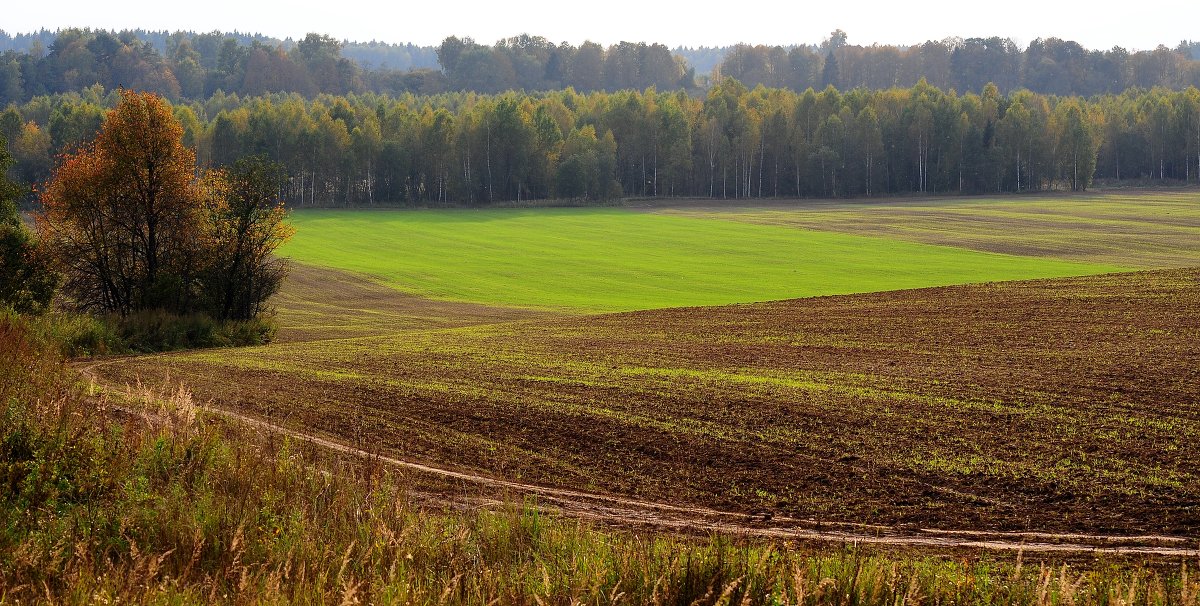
<box><xmin>38</xmin><ymin>90</ymin><xmax>290</xmax><ymax>321</ymax></box>
<box><xmin>39</xmin><ymin>90</ymin><xmax>203</xmax><ymax>314</ymax></box>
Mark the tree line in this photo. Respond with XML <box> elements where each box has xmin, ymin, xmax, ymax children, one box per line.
<box><xmin>4</xmin><ymin>82</ymin><xmax>1200</xmax><ymax>205</ymax></box>
<box><xmin>0</xmin><ymin>29</ymin><xmax>441</xmax><ymax>100</ymax></box>
<box><xmin>722</xmin><ymin>33</ymin><xmax>1200</xmax><ymax>97</ymax></box>
<box><xmin>0</xmin><ymin>29</ymin><xmax>697</xmax><ymax>104</ymax></box>
<box><xmin>4</xmin><ymin>28</ymin><xmax>1200</xmax><ymax>106</ymax></box>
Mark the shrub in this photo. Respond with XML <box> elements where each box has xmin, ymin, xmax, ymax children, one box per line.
<box><xmin>114</xmin><ymin>309</ymin><xmax>276</xmax><ymax>352</ymax></box>
<box><xmin>27</xmin><ymin>310</ymin><xmax>123</xmax><ymax>357</ymax></box>
<box><xmin>0</xmin><ymin>197</ymin><xmax>58</xmax><ymax>315</ymax></box>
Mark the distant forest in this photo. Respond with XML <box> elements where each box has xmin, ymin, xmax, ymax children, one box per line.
<box><xmin>2</xmin><ymin>28</ymin><xmax>1200</xmax><ymax>104</ymax></box>
<box><xmin>3</xmin><ymin>28</ymin><xmax>1200</xmax><ymax>206</ymax></box>
<box><xmin>4</xmin><ymin>82</ymin><xmax>1197</xmax><ymax>206</ymax></box>
<box><xmin>0</xmin><ymin>29</ymin><xmax>441</xmax><ymax>71</ymax></box>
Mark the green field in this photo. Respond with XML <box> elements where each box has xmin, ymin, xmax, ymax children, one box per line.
<box><xmin>282</xmin><ymin>207</ymin><xmax>1125</xmax><ymax>311</ymax></box>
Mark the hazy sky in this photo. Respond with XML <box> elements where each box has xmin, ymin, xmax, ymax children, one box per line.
<box><xmin>6</xmin><ymin>0</ymin><xmax>1198</xmax><ymax>51</ymax></box>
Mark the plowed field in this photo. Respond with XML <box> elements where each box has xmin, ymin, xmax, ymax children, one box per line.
<box><xmin>652</xmin><ymin>190</ymin><xmax>1200</xmax><ymax>268</ymax></box>
<box><xmin>93</xmin><ymin>265</ymin><xmax>1200</xmax><ymax>535</ymax></box>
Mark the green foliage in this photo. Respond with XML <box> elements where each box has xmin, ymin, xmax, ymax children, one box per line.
<box><xmin>0</xmin><ymin>207</ymin><xmax>58</xmax><ymax>315</ymax></box>
<box><xmin>554</xmin><ymin>125</ymin><xmax>619</xmax><ymax>199</ymax></box>
<box><xmin>200</xmin><ymin>155</ymin><xmax>293</xmax><ymax>320</ymax></box>
<box><xmin>111</xmin><ymin>309</ymin><xmax>275</xmax><ymax>352</ymax></box>
<box><xmin>0</xmin><ymin>137</ymin><xmax>58</xmax><ymax>314</ymax></box>
<box><xmin>2</xmin><ymin>306</ymin><xmax>274</xmax><ymax>357</ymax></box>
<box><xmin>8</xmin><ymin>83</ymin><xmax>1200</xmax><ymax>206</ymax></box>
<box><xmin>280</xmin><ymin>207</ymin><xmax>1125</xmax><ymax>311</ymax></box>
<box><xmin>8</xmin><ymin>28</ymin><xmax>1200</xmax><ymax>108</ymax></box>
<box><xmin>24</xmin><ymin>310</ymin><xmax>122</xmax><ymax>357</ymax></box>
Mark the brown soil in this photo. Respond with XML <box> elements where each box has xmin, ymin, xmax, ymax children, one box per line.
<box><xmin>89</xmin><ymin>268</ymin><xmax>1200</xmax><ymax>538</ymax></box>
<box><xmin>88</xmin><ymin>390</ymin><xmax>1200</xmax><ymax>558</ymax></box>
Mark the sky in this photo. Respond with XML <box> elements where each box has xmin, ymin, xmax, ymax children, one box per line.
<box><xmin>5</xmin><ymin>0</ymin><xmax>1198</xmax><ymax>52</ymax></box>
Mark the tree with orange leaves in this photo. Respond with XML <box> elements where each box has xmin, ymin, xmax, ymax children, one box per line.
<box><xmin>38</xmin><ymin>90</ymin><xmax>290</xmax><ymax>321</ymax></box>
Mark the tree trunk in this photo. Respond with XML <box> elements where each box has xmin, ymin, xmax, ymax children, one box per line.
<box><xmin>1016</xmin><ymin>149</ymin><xmax>1021</xmax><ymax>192</ymax></box>
<box><xmin>652</xmin><ymin>150</ymin><xmax>658</xmax><ymax>197</ymax></box>
<box><xmin>485</xmin><ymin>120</ymin><xmax>494</xmax><ymax>203</ymax></box>
<box><xmin>865</xmin><ymin>153</ymin><xmax>871</xmax><ymax>196</ymax></box>
<box><xmin>758</xmin><ymin>137</ymin><xmax>765</xmax><ymax>198</ymax></box>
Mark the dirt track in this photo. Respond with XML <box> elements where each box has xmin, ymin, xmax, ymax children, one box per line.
<box><xmin>79</xmin><ymin>359</ymin><xmax>1200</xmax><ymax>558</ymax></box>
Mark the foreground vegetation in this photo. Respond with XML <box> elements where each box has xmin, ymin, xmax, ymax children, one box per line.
<box><xmin>281</xmin><ymin>207</ymin><xmax>1122</xmax><ymax>311</ymax></box>
<box><xmin>5</xmin><ymin>312</ymin><xmax>1200</xmax><ymax>604</ymax></box>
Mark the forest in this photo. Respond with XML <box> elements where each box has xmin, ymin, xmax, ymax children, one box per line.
<box><xmin>2</xmin><ymin>81</ymin><xmax>1199</xmax><ymax>205</ymax></box>
<box><xmin>2</xmin><ymin>28</ymin><xmax>1200</xmax><ymax>104</ymax></box>
<box><xmin>2</xmin><ymin>28</ymin><xmax>1200</xmax><ymax>205</ymax></box>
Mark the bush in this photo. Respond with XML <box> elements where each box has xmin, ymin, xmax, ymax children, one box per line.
<box><xmin>2</xmin><ymin>307</ymin><xmax>277</xmax><ymax>358</ymax></box>
<box><xmin>0</xmin><ymin>199</ymin><xmax>58</xmax><ymax>315</ymax></box>
<box><xmin>114</xmin><ymin>309</ymin><xmax>276</xmax><ymax>353</ymax></box>
<box><xmin>28</xmin><ymin>310</ymin><xmax>123</xmax><ymax>357</ymax></box>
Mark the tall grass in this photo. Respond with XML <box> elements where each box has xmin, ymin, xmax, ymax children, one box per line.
<box><xmin>2</xmin><ymin>313</ymin><xmax>1198</xmax><ymax>604</ymax></box>
<box><xmin>1</xmin><ymin>306</ymin><xmax>276</xmax><ymax>357</ymax></box>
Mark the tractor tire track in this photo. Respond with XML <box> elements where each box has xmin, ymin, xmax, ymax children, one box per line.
<box><xmin>78</xmin><ymin>359</ymin><xmax>1200</xmax><ymax>558</ymax></box>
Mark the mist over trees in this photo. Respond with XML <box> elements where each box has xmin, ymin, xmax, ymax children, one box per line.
<box><xmin>719</xmin><ymin>34</ymin><xmax>1200</xmax><ymax>96</ymax></box>
<box><xmin>3</xmin><ymin>29</ymin><xmax>1200</xmax><ymax>105</ymax></box>
<box><xmin>0</xmin><ymin>29</ymin><xmax>699</xmax><ymax>103</ymax></box>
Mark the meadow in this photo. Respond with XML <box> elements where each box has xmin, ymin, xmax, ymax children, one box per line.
<box><xmin>281</xmin><ymin>207</ymin><xmax>1125</xmax><ymax>311</ymax></box>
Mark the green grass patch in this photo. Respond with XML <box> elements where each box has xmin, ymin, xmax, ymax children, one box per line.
<box><xmin>282</xmin><ymin>207</ymin><xmax>1125</xmax><ymax>311</ymax></box>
